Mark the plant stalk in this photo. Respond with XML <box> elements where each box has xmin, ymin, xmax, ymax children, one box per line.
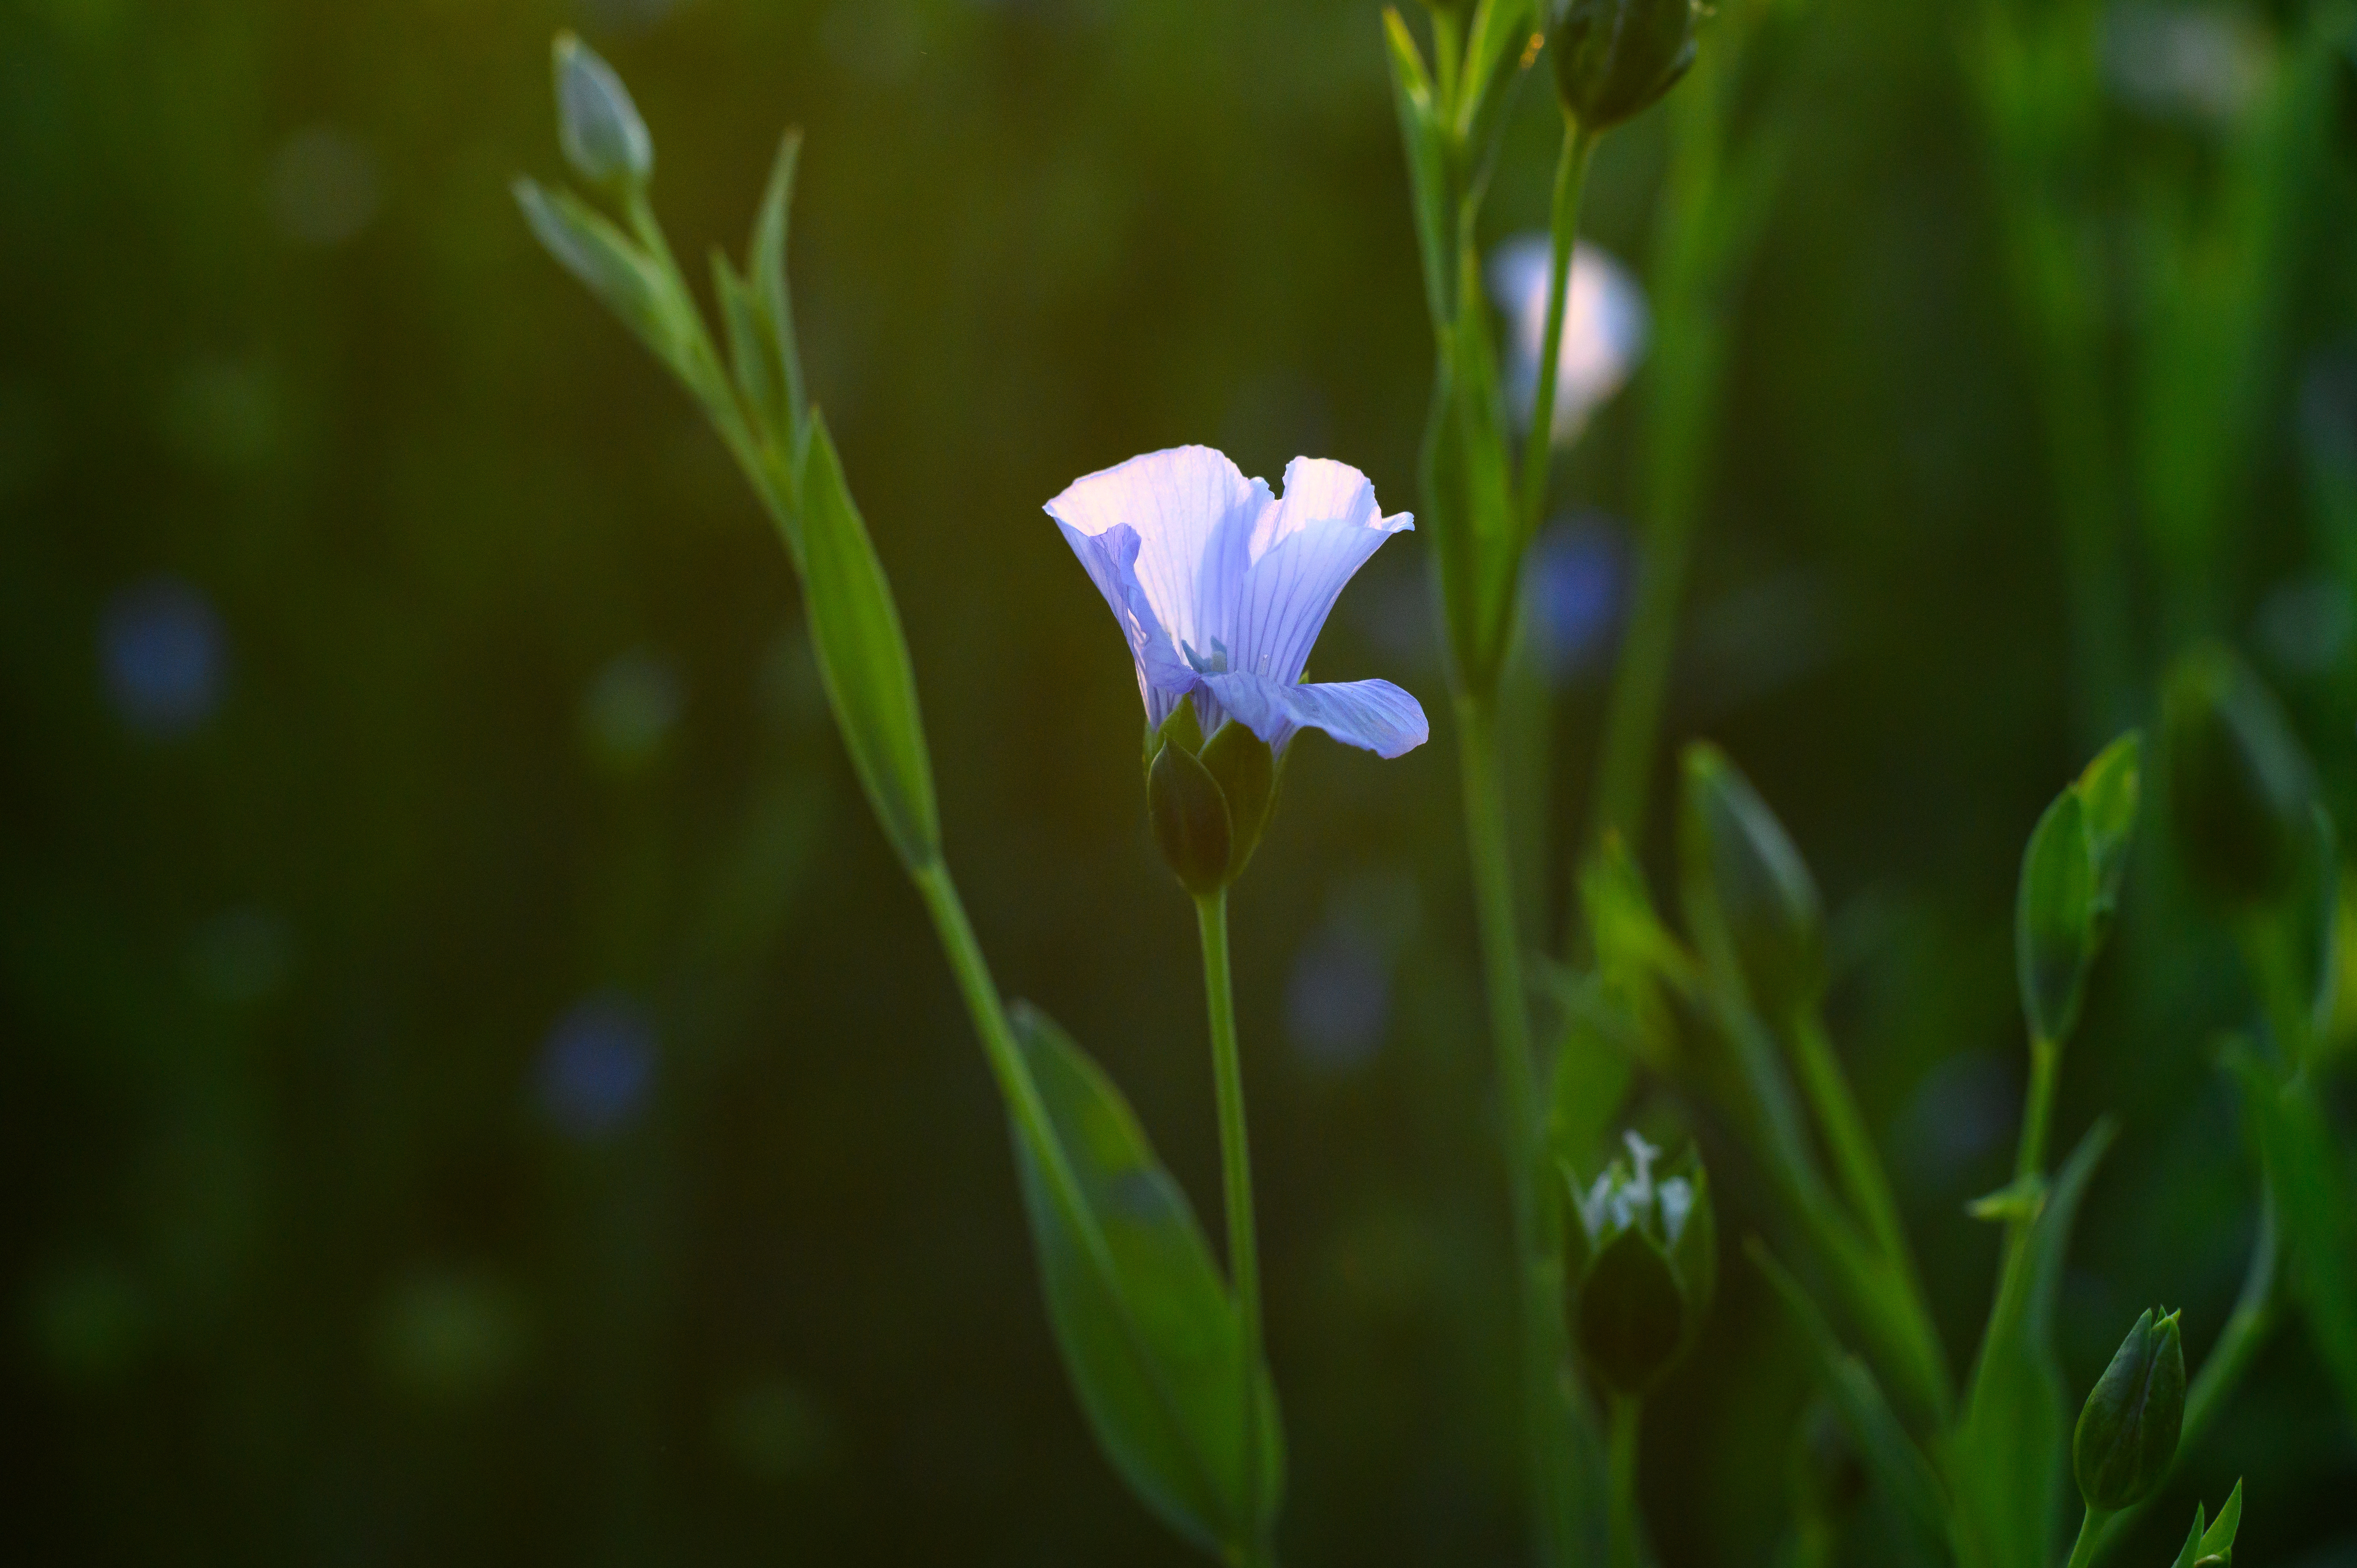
<box><xmin>2065</xmin><ymin>1504</ymin><xmax>2112</xmax><ymax>1568</ymax></box>
<box><xmin>1459</xmin><ymin>691</ymin><xmax>1586</xmax><ymax>1565</ymax></box>
<box><xmin>1518</xmin><ymin>117</ymin><xmax>1596</xmax><ymax>540</ymax></box>
<box><xmin>1198</xmin><ymin>890</ymin><xmax>1272</xmax><ymax>1567</ymax></box>
<box><xmin>1608</xmin><ymin>1395</ymin><xmax>1643</xmax><ymax>1568</ymax></box>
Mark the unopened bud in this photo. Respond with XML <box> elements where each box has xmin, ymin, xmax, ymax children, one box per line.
<box><xmin>554</xmin><ymin>32</ymin><xmax>653</xmax><ymax>192</ymax></box>
<box><xmin>2074</xmin><ymin>1307</ymin><xmax>2184</xmax><ymax>1512</ymax></box>
<box><xmin>1565</xmin><ymin>1133</ymin><xmax>1714</xmax><ymax>1396</ymax></box>
<box><xmin>1548</xmin><ymin>0</ymin><xmax>1700</xmax><ymax>133</ymax></box>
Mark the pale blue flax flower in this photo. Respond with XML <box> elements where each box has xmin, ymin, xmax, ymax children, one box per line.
<box><xmin>1047</xmin><ymin>446</ymin><xmax>1429</xmax><ymax>758</ymax></box>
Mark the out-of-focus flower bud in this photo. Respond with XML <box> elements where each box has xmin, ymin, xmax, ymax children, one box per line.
<box><xmin>2074</xmin><ymin>1306</ymin><xmax>2185</xmax><ymax>1512</ymax></box>
<box><xmin>1679</xmin><ymin>743</ymin><xmax>1825</xmax><ymax>1023</ymax></box>
<box><xmin>1564</xmin><ymin>1132</ymin><xmax>1714</xmax><ymax>1397</ymax></box>
<box><xmin>2164</xmin><ymin>642</ymin><xmax>2317</xmax><ymax>911</ymax></box>
<box><xmin>553</xmin><ymin>32</ymin><xmax>653</xmax><ymax>193</ymax></box>
<box><xmin>2016</xmin><ymin>732</ymin><xmax>2141</xmax><ymax>1045</ymax></box>
<box><xmin>1547</xmin><ymin>0</ymin><xmax>1701</xmax><ymax>133</ymax></box>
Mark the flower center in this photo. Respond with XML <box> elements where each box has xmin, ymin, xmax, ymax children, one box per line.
<box><xmin>1181</xmin><ymin>637</ymin><xmax>1231</xmax><ymax>675</ymax></box>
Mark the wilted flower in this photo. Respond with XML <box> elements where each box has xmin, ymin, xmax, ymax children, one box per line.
<box><xmin>1488</xmin><ymin>236</ymin><xmax>1649</xmax><ymax>446</ymax></box>
<box><xmin>1565</xmin><ymin>1131</ymin><xmax>1715</xmax><ymax>1397</ymax></box>
<box><xmin>1047</xmin><ymin>446</ymin><xmax>1429</xmax><ymax>760</ymax></box>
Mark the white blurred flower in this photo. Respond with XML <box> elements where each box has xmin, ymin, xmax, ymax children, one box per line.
<box><xmin>2104</xmin><ymin>3</ymin><xmax>2273</xmax><ymax>125</ymax></box>
<box><xmin>1488</xmin><ymin>236</ymin><xmax>1649</xmax><ymax>447</ymax></box>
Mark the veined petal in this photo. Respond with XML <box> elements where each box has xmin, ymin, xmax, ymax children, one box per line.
<box><xmin>1054</xmin><ymin>522</ymin><xmax>1190</xmax><ymax>731</ymax></box>
<box><xmin>1197</xmin><ymin>669</ymin><xmax>1429</xmax><ymax>759</ymax></box>
<box><xmin>1228</xmin><ymin>457</ymin><xmax>1413</xmax><ymax>687</ymax></box>
<box><xmin>1045</xmin><ymin>445</ymin><xmax>1273</xmax><ymax>668</ymax></box>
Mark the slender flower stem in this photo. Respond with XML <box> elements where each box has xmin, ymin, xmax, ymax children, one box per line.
<box><xmin>1518</xmin><ymin>117</ymin><xmax>1596</xmax><ymax>539</ymax></box>
<box><xmin>1197</xmin><ymin>891</ymin><xmax>1272</xmax><ymax>1567</ymax></box>
<box><xmin>1459</xmin><ymin>690</ymin><xmax>1585</xmax><ymax>1565</ymax></box>
<box><xmin>1607</xmin><ymin>1396</ymin><xmax>1643</xmax><ymax>1568</ymax></box>
<box><xmin>2065</xmin><ymin>1504</ymin><xmax>2112</xmax><ymax>1568</ymax></box>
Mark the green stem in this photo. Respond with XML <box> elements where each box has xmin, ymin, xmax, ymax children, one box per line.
<box><xmin>1789</xmin><ymin>1008</ymin><xmax>1914</xmax><ymax>1276</ymax></box>
<box><xmin>1584</xmin><ymin>71</ymin><xmax>1729</xmax><ymax>853</ymax></box>
<box><xmin>1518</xmin><ymin>118</ymin><xmax>1596</xmax><ymax>540</ymax></box>
<box><xmin>1608</xmin><ymin>1395</ymin><xmax>1643</xmax><ymax>1568</ymax></box>
<box><xmin>1459</xmin><ymin>691</ymin><xmax>1585</xmax><ymax>1565</ymax></box>
<box><xmin>2065</xmin><ymin>1503</ymin><xmax>2112</xmax><ymax>1568</ymax></box>
<box><xmin>1197</xmin><ymin>891</ymin><xmax>1272</xmax><ymax>1567</ymax></box>
<box><xmin>2017</xmin><ymin>1032</ymin><xmax>2061</xmax><ymax>1187</ymax></box>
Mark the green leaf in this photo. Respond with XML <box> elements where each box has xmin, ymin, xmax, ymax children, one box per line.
<box><xmin>1381</xmin><ymin>8</ymin><xmax>1453</xmax><ymax>332</ymax></box>
<box><xmin>2167</xmin><ymin>1481</ymin><xmax>2242</xmax><ymax>1568</ymax></box>
<box><xmin>1007</xmin><ymin>1005</ymin><xmax>1282</xmax><ymax>1550</ymax></box>
<box><xmin>749</xmin><ymin>130</ymin><xmax>809</xmax><ymax>438</ymax></box>
<box><xmin>1946</xmin><ymin>1119</ymin><xmax>2116</xmax><ymax>1568</ymax></box>
<box><xmin>2230</xmin><ymin>1053</ymin><xmax>2357</xmax><ymax>1423</ymax></box>
<box><xmin>1748</xmin><ymin>1239</ymin><xmax>1948</xmax><ymax>1546</ymax></box>
<box><xmin>796</xmin><ymin>413</ymin><xmax>940</xmax><ymax>869</ymax></box>
<box><xmin>514</xmin><ymin>177</ymin><xmax>685</xmax><ymax>371</ymax></box>
<box><xmin>711</xmin><ymin>252</ymin><xmax>781</xmax><ymax>440</ymax></box>
<box><xmin>2016</xmin><ymin>789</ymin><xmax>2096</xmax><ymax>1046</ymax></box>
<box><xmin>1680</xmin><ymin>742</ymin><xmax>1826</xmax><ymax>1024</ymax></box>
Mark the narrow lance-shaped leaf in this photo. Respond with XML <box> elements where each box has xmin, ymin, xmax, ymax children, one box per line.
<box><xmin>1381</xmin><ymin>8</ymin><xmax>1454</xmax><ymax>333</ymax></box>
<box><xmin>749</xmin><ymin>130</ymin><xmax>810</xmax><ymax>440</ymax></box>
<box><xmin>1007</xmin><ymin>1005</ymin><xmax>1283</xmax><ymax>1550</ymax></box>
<box><xmin>712</xmin><ymin>254</ymin><xmax>780</xmax><ymax>446</ymax></box>
<box><xmin>1748</xmin><ymin>1239</ymin><xmax>1948</xmax><ymax>1547</ymax></box>
<box><xmin>2230</xmin><ymin>1050</ymin><xmax>2357</xmax><ymax>1423</ymax></box>
<box><xmin>2168</xmin><ymin>1481</ymin><xmax>2243</xmax><ymax>1568</ymax></box>
<box><xmin>797</xmin><ymin>412</ymin><xmax>941</xmax><ymax>870</ymax></box>
<box><xmin>514</xmin><ymin>177</ymin><xmax>688</xmax><ymax>374</ymax></box>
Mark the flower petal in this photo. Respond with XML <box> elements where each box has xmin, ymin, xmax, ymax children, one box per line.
<box><xmin>1486</xmin><ymin>236</ymin><xmax>1649</xmax><ymax>446</ymax></box>
<box><xmin>1226</xmin><ymin>457</ymin><xmax>1413</xmax><ymax>687</ymax></box>
<box><xmin>1045</xmin><ymin>445</ymin><xmax>1273</xmax><ymax>667</ymax></box>
<box><xmin>1053</xmin><ymin>522</ymin><xmax>1190</xmax><ymax>730</ymax></box>
<box><xmin>1197</xmin><ymin>669</ymin><xmax>1429</xmax><ymax>759</ymax></box>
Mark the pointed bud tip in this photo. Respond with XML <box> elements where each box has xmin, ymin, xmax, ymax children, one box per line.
<box><xmin>552</xmin><ymin>30</ymin><xmax>653</xmax><ymax>191</ymax></box>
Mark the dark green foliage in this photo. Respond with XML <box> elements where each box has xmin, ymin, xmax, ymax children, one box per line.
<box><xmin>2164</xmin><ymin>643</ymin><xmax>2318</xmax><ymax>911</ymax></box>
<box><xmin>1678</xmin><ymin>743</ymin><xmax>1825</xmax><ymax>1023</ymax></box>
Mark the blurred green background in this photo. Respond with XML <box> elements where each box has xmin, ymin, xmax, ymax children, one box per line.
<box><xmin>5</xmin><ymin>0</ymin><xmax>2355</xmax><ymax>1561</ymax></box>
